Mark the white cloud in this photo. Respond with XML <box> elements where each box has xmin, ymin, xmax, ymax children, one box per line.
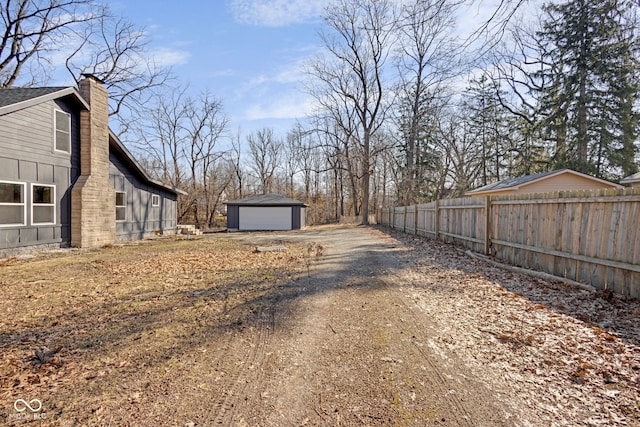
<box><xmin>244</xmin><ymin>92</ymin><xmax>316</xmax><ymax>120</ymax></box>
<box><xmin>208</xmin><ymin>68</ymin><xmax>237</xmax><ymax>78</ymax></box>
<box><xmin>229</xmin><ymin>0</ymin><xmax>330</xmax><ymax>27</ymax></box>
<box><xmin>150</xmin><ymin>47</ymin><xmax>191</xmax><ymax>67</ymax></box>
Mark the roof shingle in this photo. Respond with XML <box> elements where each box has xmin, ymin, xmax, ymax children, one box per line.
<box><xmin>225</xmin><ymin>194</ymin><xmax>307</xmax><ymax>206</ymax></box>
<box><xmin>0</xmin><ymin>87</ymin><xmax>69</xmax><ymax>108</ymax></box>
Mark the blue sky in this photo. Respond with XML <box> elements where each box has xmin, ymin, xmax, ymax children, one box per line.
<box><xmin>109</xmin><ymin>0</ymin><xmax>331</xmax><ymax>136</ymax></box>
<box><xmin>97</xmin><ymin>0</ymin><xmax>533</xmax><ymax>139</ymax></box>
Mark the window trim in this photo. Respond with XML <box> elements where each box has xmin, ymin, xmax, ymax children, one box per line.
<box><xmin>0</xmin><ymin>180</ymin><xmax>26</xmax><ymax>227</ymax></box>
<box><xmin>54</xmin><ymin>109</ymin><xmax>71</xmax><ymax>154</ymax></box>
<box><xmin>31</xmin><ymin>183</ymin><xmax>56</xmax><ymax>225</ymax></box>
<box><xmin>116</xmin><ymin>191</ymin><xmax>126</xmax><ymax>222</ymax></box>
<box><xmin>151</xmin><ymin>194</ymin><xmax>160</xmax><ymax>207</ymax></box>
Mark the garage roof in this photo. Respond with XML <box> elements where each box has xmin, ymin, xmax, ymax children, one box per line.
<box><xmin>225</xmin><ymin>194</ymin><xmax>307</xmax><ymax>207</ymax></box>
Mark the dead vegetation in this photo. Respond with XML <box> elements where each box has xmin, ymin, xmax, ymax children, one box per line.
<box><xmin>0</xmin><ymin>236</ymin><xmax>310</xmax><ymax>425</ymax></box>
<box><xmin>385</xmin><ymin>228</ymin><xmax>640</xmax><ymax>426</ymax></box>
<box><xmin>0</xmin><ymin>227</ymin><xmax>639</xmax><ymax>426</ymax></box>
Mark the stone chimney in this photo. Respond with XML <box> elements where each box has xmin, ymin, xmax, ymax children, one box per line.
<box><xmin>71</xmin><ymin>74</ymin><xmax>116</xmax><ymax>247</ymax></box>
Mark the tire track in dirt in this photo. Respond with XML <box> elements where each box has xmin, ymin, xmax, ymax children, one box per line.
<box><xmin>220</xmin><ymin>226</ymin><xmax>516</xmax><ymax>425</ymax></box>
<box><xmin>204</xmin><ymin>307</ymin><xmax>275</xmax><ymax>425</ymax></box>
<box><xmin>363</xmin><ymin>265</ymin><xmax>477</xmax><ymax>426</ymax></box>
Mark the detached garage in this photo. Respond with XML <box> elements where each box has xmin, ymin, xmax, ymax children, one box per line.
<box><xmin>224</xmin><ymin>194</ymin><xmax>307</xmax><ymax>231</ymax></box>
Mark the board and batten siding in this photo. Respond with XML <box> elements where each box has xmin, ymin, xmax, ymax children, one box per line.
<box><xmin>0</xmin><ymin>98</ymin><xmax>81</xmax><ymax>250</ymax></box>
<box><xmin>109</xmin><ymin>152</ymin><xmax>177</xmax><ymax>240</ymax></box>
<box><xmin>294</xmin><ymin>207</ymin><xmax>306</xmax><ymax>229</ymax></box>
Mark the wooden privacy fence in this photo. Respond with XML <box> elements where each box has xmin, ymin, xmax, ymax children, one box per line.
<box><xmin>379</xmin><ymin>188</ymin><xmax>640</xmax><ymax>299</ymax></box>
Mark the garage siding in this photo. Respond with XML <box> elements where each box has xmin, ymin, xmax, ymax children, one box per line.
<box><xmin>292</xmin><ymin>206</ymin><xmax>306</xmax><ymax>229</ymax></box>
<box><xmin>227</xmin><ymin>205</ymin><xmax>239</xmax><ymax>229</ymax></box>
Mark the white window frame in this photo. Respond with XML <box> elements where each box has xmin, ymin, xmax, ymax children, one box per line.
<box><xmin>54</xmin><ymin>109</ymin><xmax>71</xmax><ymax>153</ymax></box>
<box><xmin>31</xmin><ymin>183</ymin><xmax>56</xmax><ymax>225</ymax></box>
<box><xmin>0</xmin><ymin>180</ymin><xmax>26</xmax><ymax>227</ymax></box>
<box><xmin>116</xmin><ymin>191</ymin><xmax>126</xmax><ymax>222</ymax></box>
<box><xmin>151</xmin><ymin>194</ymin><xmax>160</xmax><ymax>207</ymax></box>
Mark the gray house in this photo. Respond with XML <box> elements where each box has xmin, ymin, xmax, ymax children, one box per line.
<box><xmin>0</xmin><ymin>75</ymin><xmax>182</xmax><ymax>254</ymax></box>
<box><xmin>224</xmin><ymin>194</ymin><xmax>307</xmax><ymax>231</ymax></box>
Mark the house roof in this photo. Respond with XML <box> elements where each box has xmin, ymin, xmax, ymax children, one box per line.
<box><xmin>466</xmin><ymin>169</ymin><xmax>622</xmax><ymax>196</ymax></box>
<box><xmin>0</xmin><ymin>84</ymin><xmax>184</xmax><ymax>196</ymax></box>
<box><xmin>109</xmin><ymin>131</ymin><xmax>187</xmax><ymax>196</ymax></box>
<box><xmin>620</xmin><ymin>171</ymin><xmax>640</xmax><ymax>184</ymax></box>
<box><xmin>225</xmin><ymin>194</ymin><xmax>307</xmax><ymax>206</ymax></box>
<box><xmin>0</xmin><ymin>87</ymin><xmax>89</xmax><ymax>115</ymax></box>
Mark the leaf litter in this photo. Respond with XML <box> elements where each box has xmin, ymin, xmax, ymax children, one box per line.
<box><xmin>0</xmin><ymin>228</ymin><xmax>638</xmax><ymax>426</ymax></box>
<box><xmin>0</xmin><ymin>236</ymin><xmax>309</xmax><ymax>425</ymax></box>
<box><xmin>384</xmin><ymin>228</ymin><xmax>640</xmax><ymax>426</ymax></box>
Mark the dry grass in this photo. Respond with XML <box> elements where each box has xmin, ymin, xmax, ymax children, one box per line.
<box><xmin>0</xmin><ymin>236</ymin><xmax>309</xmax><ymax>425</ymax></box>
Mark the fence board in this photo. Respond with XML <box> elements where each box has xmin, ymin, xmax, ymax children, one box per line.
<box><xmin>380</xmin><ymin>188</ymin><xmax>640</xmax><ymax>298</ymax></box>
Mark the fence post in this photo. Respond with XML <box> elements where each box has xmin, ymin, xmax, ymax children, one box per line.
<box><xmin>434</xmin><ymin>199</ymin><xmax>440</xmax><ymax>241</ymax></box>
<box><xmin>414</xmin><ymin>205</ymin><xmax>418</xmax><ymax>236</ymax></box>
<box><xmin>484</xmin><ymin>196</ymin><xmax>491</xmax><ymax>255</ymax></box>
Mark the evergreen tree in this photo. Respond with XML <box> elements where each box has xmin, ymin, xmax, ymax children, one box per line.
<box><xmin>536</xmin><ymin>0</ymin><xmax>640</xmax><ymax>179</ymax></box>
<box><xmin>464</xmin><ymin>75</ymin><xmax>512</xmax><ymax>185</ymax></box>
<box><xmin>395</xmin><ymin>87</ymin><xmax>444</xmax><ymax>202</ymax></box>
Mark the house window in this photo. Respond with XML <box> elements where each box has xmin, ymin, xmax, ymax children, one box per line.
<box><xmin>0</xmin><ymin>181</ymin><xmax>26</xmax><ymax>226</ymax></box>
<box><xmin>32</xmin><ymin>184</ymin><xmax>56</xmax><ymax>225</ymax></box>
<box><xmin>55</xmin><ymin>110</ymin><xmax>71</xmax><ymax>153</ymax></box>
<box><xmin>152</xmin><ymin>194</ymin><xmax>160</xmax><ymax>207</ymax></box>
<box><xmin>116</xmin><ymin>192</ymin><xmax>126</xmax><ymax>221</ymax></box>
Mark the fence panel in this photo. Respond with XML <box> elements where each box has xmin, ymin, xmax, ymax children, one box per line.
<box><xmin>379</xmin><ymin>188</ymin><xmax>640</xmax><ymax>298</ymax></box>
<box><xmin>490</xmin><ymin>189</ymin><xmax>640</xmax><ymax>298</ymax></box>
<box><xmin>438</xmin><ymin>198</ymin><xmax>487</xmax><ymax>253</ymax></box>
<box><xmin>416</xmin><ymin>203</ymin><xmax>436</xmax><ymax>237</ymax></box>
<box><xmin>406</xmin><ymin>206</ymin><xmax>416</xmax><ymax>234</ymax></box>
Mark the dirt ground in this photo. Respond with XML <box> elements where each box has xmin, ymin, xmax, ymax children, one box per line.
<box><xmin>0</xmin><ymin>225</ymin><xmax>638</xmax><ymax>426</ymax></box>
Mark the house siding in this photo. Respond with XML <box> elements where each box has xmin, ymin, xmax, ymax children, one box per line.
<box><xmin>469</xmin><ymin>172</ymin><xmax>620</xmax><ymax>197</ymax></box>
<box><xmin>0</xmin><ymin>98</ymin><xmax>80</xmax><ymax>250</ymax></box>
<box><xmin>521</xmin><ymin>174</ymin><xmax>616</xmax><ymax>194</ymax></box>
<box><xmin>109</xmin><ymin>152</ymin><xmax>177</xmax><ymax>240</ymax></box>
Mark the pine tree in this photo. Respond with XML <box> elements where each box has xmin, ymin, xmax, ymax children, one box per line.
<box><xmin>396</xmin><ymin>86</ymin><xmax>444</xmax><ymax>202</ymax></box>
<box><xmin>536</xmin><ymin>0</ymin><xmax>639</xmax><ymax>179</ymax></box>
<box><xmin>464</xmin><ymin>75</ymin><xmax>512</xmax><ymax>185</ymax></box>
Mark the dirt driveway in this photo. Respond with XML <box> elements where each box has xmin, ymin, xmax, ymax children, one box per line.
<box><xmin>222</xmin><ymin>226</ymin><xmax>513</xmax><ymax>426</ymax></box>
<box><xmin>1</xmin><ymin>225</ymin><xmax>639</xmax><ymax>426</ymax></box>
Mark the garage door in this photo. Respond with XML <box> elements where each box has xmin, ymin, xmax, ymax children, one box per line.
<box><xmin>239</xmin><ymin>206</ymin><xmax>292</xmax><ymax>230</ymax></box>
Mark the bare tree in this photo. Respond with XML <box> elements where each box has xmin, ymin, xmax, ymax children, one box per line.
<box><xmin>310</xmin><ymin>0</ymin><xmax>394</xmax><ymax>224</ymax></box>
<box><xmin>228</xmin><ymin>130</ymin><xmax>245</xmax><ymax>199</ymax></box>
<box><xmin>284</xmin><ymin>124</ymin><xmax>305</xmax><ymax>198</ymax></box>
<box><xmin>0</xmin><ymin>0</ymin><xmax>99</xmax><ymax>87</ymax></box>
<box><xmin>247</xmin><ymin>127</ymin><xmax>282</xmax><ymax>194</ymax></box>
<box><xmin>64</xmin><ymin>13</ymin><xmax>173</xmax><ymax>134</ymax></box>
<box><xmin>131</xmin><ymin>86</ymin><xmax>188</xmax><ymax>189</ymax></box>
<box><xmin>394</xmin><ymin>0</ymin><xmax>461</xmax><ymax>205</ymax></box>
<box><xmin>436</xmin><ymin>109</ymin><xmax>483</xmax><ymax>197</ymax></box>
<box><xmin>205</xmin><ymin>157</ymin><xmax>235</xmax><ymax>227</ymax></box>
<box><xmin>183</xmin><ymin>92</ymin><xmax>228</xmax><ymax>227</ymax></box>
<box><xmin>129</xmin><ymin>87</ymin><xmax>229</xmax><ymax>225</ymax></box>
